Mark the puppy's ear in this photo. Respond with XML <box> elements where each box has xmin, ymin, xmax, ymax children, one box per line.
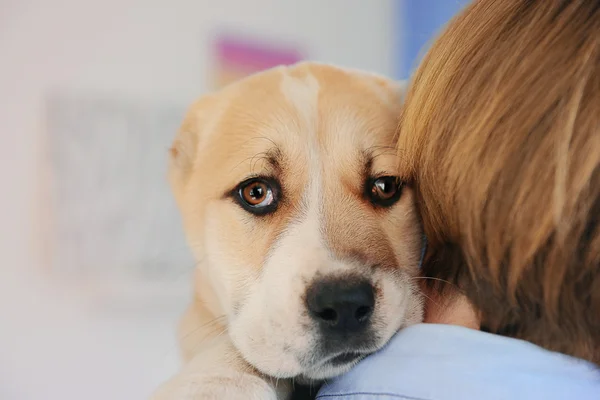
<box><xmin>363</xmin><ymin>72</ymin><xmax>408</xmax><ymax>111</ymax></box>
<box><xmin>395</xmin><ymin>80</ymin><xmax>408</xmax><ymax>102</ymax></box>
<box><xmin>379</xmin><ymin>78</ymin><xmax>408</xmax><ymax>107</ymax></box>
<box><xmin>168</xmin><ymin>95</ymin><xmax>216</xmax><ymax>197</ymax></box>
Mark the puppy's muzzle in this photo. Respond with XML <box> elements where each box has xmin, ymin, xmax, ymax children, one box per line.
<box><xmin>306</xmin><ymin>277</ymin><xmax>375</xmax><ymax>352</ymax></box>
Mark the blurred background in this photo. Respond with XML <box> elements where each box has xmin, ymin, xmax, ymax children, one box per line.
<box><xmin>0</xmin><ymin>1</ymin><xmax>465</xmax><ymax>399</ymax></box>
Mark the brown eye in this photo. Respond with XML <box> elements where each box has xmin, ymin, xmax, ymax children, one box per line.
<box><xmin>242</xmin><ymin>181</ymin><xmax>269</xmax><ymax>205</ymax></box>
<box><xmin>367</xmin><ymin>176</ymin><xmax>403</xmax><ymax>207</ymax></box>
<box><xmin>235</xmin><ymin>178</ymin><xmax>279</xmax><ymax>215</ymax></box>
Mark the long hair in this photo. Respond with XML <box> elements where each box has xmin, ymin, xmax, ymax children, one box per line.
<box><xmin>398</xmin><ymin>0</ymin><xmax>600</xmax><ymax>363</ymax></box>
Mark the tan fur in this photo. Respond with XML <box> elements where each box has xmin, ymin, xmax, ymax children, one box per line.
<box><xmin>152</xmin><ymin>62</ymin><xmax>422</xmax><ymax>399</ymax></box>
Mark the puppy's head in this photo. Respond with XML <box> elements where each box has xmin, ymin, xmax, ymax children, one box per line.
<box><xmin>170</xmin><ymin>62</ymin><xmax>423</xmax><ymax>381</ymax></box>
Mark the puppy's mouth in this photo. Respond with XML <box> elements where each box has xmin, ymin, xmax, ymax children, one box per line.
<box><xmin>326</xmin><ymin>351</ymin><xmax>365</xmax><ymax>366</ymax></box>
<box><xmin>295</xmin><ymin>350</ymin><xmax>372</xmax><ymax>383</ymax></box>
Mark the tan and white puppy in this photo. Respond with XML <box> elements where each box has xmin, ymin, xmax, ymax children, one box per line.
<box><xmin>152</xmin><ymin>62</ymin><xmax>423</xmax><ymax>400</ymax></box>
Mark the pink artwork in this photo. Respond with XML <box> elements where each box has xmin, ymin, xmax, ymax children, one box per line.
<box><xmin>212</xmin><ymin>33</ymin><xmax>304</xmax><ymax>88</ymax></box>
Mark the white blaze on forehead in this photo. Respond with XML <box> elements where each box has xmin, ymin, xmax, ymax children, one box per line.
<box><xmin>279</xmin><ymin>70</ymin><xmax>320</xmax><ymax>133</ymax></box>
<box><xmin>272</xmin><ymin>69</ymin><xmax>352</xmax><ymax>277</ymax></box>
<box><xmin>279</xmin><ymin>69</ymin><xmax>324</xmax><ymax>244</ymax></box>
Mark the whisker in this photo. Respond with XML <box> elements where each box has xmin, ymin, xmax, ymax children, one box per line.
<box><xmin>237</xmin><ymin>135</ymin><xmax>278</xmax><ymax>153</ymax></box>
<box><xmin>230</xmin><ymin>151</ymin><xmax>269</xmax><ymax>173</ymax></box>
<box><xmin>157</xmin><ymin>314</ymin><xmax>227</xmax><ymax>363</ymax></box>
<box><xmin>186</xmin><ymin>322</ymin><xmax>228</xmax><ymax>360</ymax></box>
<box><xmin>250</xmin><ymin>151</ymin><xmax>271</xmax><ymax>174</ymax></box>
<box><xmin>410</xmin><ymin>276</ymin><xmax>457</xmax><ymax>287</ymax></box>
<box><xmin>419</xmin><ymin>291</ymin><xmax>442</xmax><ymax>309</ymax></box>
<box><xmin>178</xmin><ymin>315</ymin><xmax>228</xmax><ymax>345</ymax></box>
<box><xmin>253</xmin><ymin>136</ymin><xmax>278</xmax><ymax>148</ymax></box>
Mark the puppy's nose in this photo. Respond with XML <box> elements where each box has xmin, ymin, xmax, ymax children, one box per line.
<box><xmin>306</xmin><ymin>278</ymin><xmax>375</xmax><ymax>333</ymax></box>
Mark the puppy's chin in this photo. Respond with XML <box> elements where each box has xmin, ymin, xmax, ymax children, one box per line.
<box><xmin>227</xmin><ymin>318</ymin><xmax>307</xmax><ymax>379</ymax></box>
<box><xmin>229</xmin><ymin>322</ymin><xmax>368</xmax><ymax>381</ymax></box>
<box><xmin>229</xmin><ymin>322</ymin><xmax>384</xmax><ymax>381</ymax></box>
<box><xmin>227</xmin><ymin>286</ymin><xmax>422</xmax><ymax>382</ymax></box>
<box><xmin>297</xmin><ymin>353</ymin><xmax>366</xmax><ymax>382</ymax></box>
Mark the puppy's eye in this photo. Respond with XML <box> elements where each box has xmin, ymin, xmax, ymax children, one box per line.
<box><xmin>367</xmin><ymin>176</ymin><xmax>403</xmax><ymax>207</ymax></box>
<box><xmin>235</xmin><ymin>178</ymin><xmax>279</xmax><ymax>215</ymax></box>
<box><xmin>241</xmin><ymin>181</ymin><xmax>270</xmax><ymax>205</ymax></box>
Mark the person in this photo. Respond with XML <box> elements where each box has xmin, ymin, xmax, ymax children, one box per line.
<box><xmin>317</xmin><ymin>0</ymin><xmax>600</xmax><ymax>399</ymax></box>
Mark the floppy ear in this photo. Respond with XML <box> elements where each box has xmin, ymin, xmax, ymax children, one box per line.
<box><xmin>380</xmin><ymin>78</ymin><xmax>408</xmax><ymax>107</ymax></box>
<box><xmin>168</xmin><ymin>95</ymin><xmax>216</xmax><ymax>199</ymax></box>
<box><xmin>336</xmin><ymin>65</ymin><xmax>407</xmax><ymax>108</ymax></box>
<box><xmin>369</xmin><ymin>75</ymin><xmax>409</xmax><ymax>112</ymax></box>
<box><xmin>396</xmin><ymin>80</ymin><xmax>408</xmax><ymax>101</ymax></box>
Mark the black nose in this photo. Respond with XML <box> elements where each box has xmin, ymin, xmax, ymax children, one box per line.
<box><xmin>306</xmin><ymin>278</ymin><xmax>375</xmax><ymax>333</ymax></box>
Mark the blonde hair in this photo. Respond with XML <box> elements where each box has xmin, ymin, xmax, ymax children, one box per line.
<box><xmin>398</xmin><ymin>0</ymin><xmax>600</xmax><ymax>363</ymax></box>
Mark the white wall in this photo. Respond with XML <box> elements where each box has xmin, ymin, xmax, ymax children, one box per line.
<box><xmin>0</xmin><ymin>1</ymin><xmax>396</xmax><ymax>399</ymax></box>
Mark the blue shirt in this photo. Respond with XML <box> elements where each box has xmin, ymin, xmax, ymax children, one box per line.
<box><xmin>317</xmin><ymin>324</ymin><xmax>600</xmax><ymax>400</ymax></box>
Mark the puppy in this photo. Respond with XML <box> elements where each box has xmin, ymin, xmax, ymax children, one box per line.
<box><xmin>152</xmin><ymin>62</ymin><xmax>423</xmax><ymax>400</ymax></box>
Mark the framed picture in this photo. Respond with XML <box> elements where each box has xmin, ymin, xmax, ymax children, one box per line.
<box><xmin>212</xmin><ymin>32</ymin><xmax>304</xmax><ymax>89</ymax></box>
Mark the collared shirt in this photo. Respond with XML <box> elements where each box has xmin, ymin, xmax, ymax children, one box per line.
<box><xmin>317</xmin><ymin>324</ymin><xmax>600</xmax><ymax>400</ymax></box>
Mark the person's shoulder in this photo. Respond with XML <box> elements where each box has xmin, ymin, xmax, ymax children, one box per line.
<box><xmin>317</xmin><ymin>324</ymin><xmax>600</xmax><ymax>400</ymax></box>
